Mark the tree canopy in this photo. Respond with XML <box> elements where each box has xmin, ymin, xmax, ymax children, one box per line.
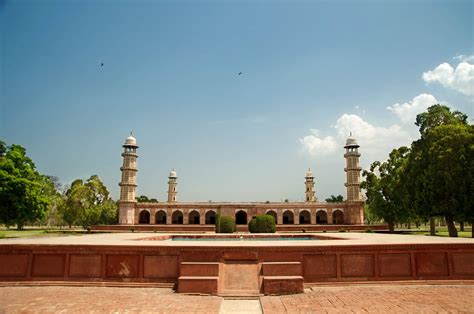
<box><xmin>0</xmin><ymin>142</ymin><xmax>52</xmax><ymax>229</ymax></box>
<box><xmin>325</xmin><ymin>195</ymin><xmax>344</xmax><ymax>203</ymax></box>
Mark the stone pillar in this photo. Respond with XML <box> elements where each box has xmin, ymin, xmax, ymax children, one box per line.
<box><xmin>277</xmin><ymin>210</ymin><xmax>283</xmax><ymax>225</ymax></box>
<box><xmin>294</xmin><ymin>209</ymin><xmax>299</xmax><ymax>225</ymax></box>
<box><xmin>200</xmin><ymin>209</ymin><xmax>205</xmax><ymax>225</ymax></box>
<box><xmin>327</xmin><ymin>208</ymin><xmax>333</xmax><ymax>224</ymax></box>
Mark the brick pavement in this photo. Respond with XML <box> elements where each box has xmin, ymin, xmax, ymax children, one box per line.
<box><xmin>261</xmin><ymin>284</ymin><xmax>474</xmax><ymax>313</ymax></box>
<box><xmin>0</xmin><ymin>286</ymin><xmax>222</xmax><ymax>313</ymax></box>
<box><xmin>0</xmin><ymin>284</ymin><xmax>473</xmax><ymax>313</ymax></box>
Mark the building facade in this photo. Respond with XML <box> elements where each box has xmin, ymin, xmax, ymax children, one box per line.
<box><xmin>118</xmin><ymin>135</ymin><xmax>364</xmax><ymax>226</ymax></box>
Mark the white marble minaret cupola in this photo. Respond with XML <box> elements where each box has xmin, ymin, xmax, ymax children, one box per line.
<box><xmin>118</xmin><ymin>133</ymin><xmax>138</xmax><ymax>224</ymax></box>
<box><xmin>344</xmin><ymin>133</ymin><xmax>362</xmax><ymax>201</ymax></box>
<box><xmin>305</xmin><ymin>168</ymin><xmax>316</xmax><ymax>202</ymax></box>
<box><xmin>167</xmin><ymin>169</ymin><xmax>177</xmax><ymax>202</ymax></box>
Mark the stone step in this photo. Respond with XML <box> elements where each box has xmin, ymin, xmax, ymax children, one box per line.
<box><xmin>180</xmin><ymin>262</ymin><xmax>219</xmax><ymax>277</ymax></box>
<box><xmin>261</xmin><ymin>276</ymin><xmax>304</xmax><ymax>295</ymax></box>
<box><xmin>261</xmin><ymin>262</ymin><xmax>302</xmax><ymax>276</ymax></box>
<box><xmin>177</xmin><ymin>276</ymin><xmax>218</xmax><ymax>294</ymax></box>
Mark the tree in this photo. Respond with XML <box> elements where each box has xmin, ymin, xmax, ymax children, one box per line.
<box><xmin>136</xmin><ymin>195</ymin><xmax>158</xmax><ymax>203</ymax></box>
<box><xmin>61</xmin><ymin>175</ymin><xmax>117</xmax><ymax>229</ymax></box>
<box><xmin>406</xmin><ymin>105</ymin><xmax>472</xmax><ymax>237</ymax></box>
<box><xmin>0</xmin><ymin>142</ymin><xmax>51</xmax><ymax>230</ymax></box>
<box><xmin>361</xmin><ymin>147</ymin><xmax>412</xmax><ymax>232</ymax></box>
<box><xmin>325</xmin><ymin>195</ymin><xmax>344</xmax><ymax>203</ymax></box>
<box><xmin>424</xmin><ymin>124</ymin><xmax>473</xmax><ymax>237</ymax></box>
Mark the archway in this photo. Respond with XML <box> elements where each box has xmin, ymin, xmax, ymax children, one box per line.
<box><xmin>188</xmin><ymin>210</ymin><xmax>200</xmax><ymax>224</ymax></box>
<box><xmin>283</xmin><ymin>210</ymin><xmax>294</xmax><ymax>224</ymax></box>
<box><xmin>172</xmin><ymin>211</ymin><xmax>183</xmax><ymax>224</ymax></box>
<box><xmin>205</xmin><ymin>211</ymin><xmax>216</xmax><ymax>224</ymax></box>
<box><xmin>155</xmin><ymin>210</ymin><xmax>167</xmax><ymax>224</ymax></box>
<box><xmin>235</xmin><ymin>210</ymin><xmax>247</xmax><ymax>225</ymax></box>
<box><xmin>138</xmin><ymin>210</ymin><xmax>150</xmax><ymax>224</ymax></box>
<box><xmin>333</xmin><ymin>210</ymin><xmax>344</xmax><ymax>224</ymax></box>
<box><xmin>266</xmin><ymin>210</ymin><xmax>277</xmax><ymax>224</ymax></box>
<box><xmin>299</xmin><ymin>210</ymin><xmax>311</xmax><ymax>224</ymax></box>
<box><xmin>316</xmin><ymin>210</ymin><xmax>328</xmax><ymax>224</ymax></box>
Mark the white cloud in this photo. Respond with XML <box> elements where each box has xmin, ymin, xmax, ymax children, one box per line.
<box><xmin>453</xmin><ymin>54</ymin><xmax>474</xmax><ymax>62</ymax></box>
<box><xmin>299</xmin><ymin>93</ymin><xmax>442</xmax><ymax>162</ymax></box>
<box><xmin>299</xmin><ymin>129</ymin><xmax>337</xmax><ymax>156</ymax></box>
<box><xmin>422</xmin><ymin>61</ymin><xmax>474</xmax><ymax>96</ymax></box>
<box><xmin>386</xmin><ymin>94</ymin><xmax>438</xmax><ymax>124</ymax></box>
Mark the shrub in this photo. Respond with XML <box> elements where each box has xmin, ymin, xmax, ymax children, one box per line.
<box><xmin>248</xmin><ymin>218</ymin><xmax>257</xmax><ymax>233</ymax></box>
<box><xmin>338</xmin><ymin>228</ymin><xmax>347</xmax><ymax>232</ymax></box>
<box><xmin>217</xmin><ymin>215</ymin><xmax>235</xmax><ymax>233</ymax></box>
<box><xmin>365</xmin><ymin>228</ymin><xmax>374</xmax><ymax>233</ymax></box>
<box><xmin>248</xmin><ymin>214</ymin><xmax>276</xmax><ymax>233</ymax></box>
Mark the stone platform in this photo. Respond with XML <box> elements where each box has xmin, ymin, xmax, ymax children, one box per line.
<box><xmin>0</xmin><ymin>232</ymin><xmax>473</xmax><ymax>296</ymax></box>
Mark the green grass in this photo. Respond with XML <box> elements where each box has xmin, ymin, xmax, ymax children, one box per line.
<box><xmin>400</xmin><ymin>226</ymin><xmax>473</xmax><ymax>238</ymax></box>
<box><xmin>0</xmin><ymin>229</ymin><xmax>84</xmax><ymax>239</ymax></box>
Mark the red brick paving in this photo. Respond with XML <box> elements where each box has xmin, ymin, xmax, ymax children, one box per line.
<box><xmin>0</xmin><ymin>286</ymin><xmax>222</xmax><ymax>313</ymax></box>
<box><xmin>261</xmin><ymin>284</ymin><xmax>474</xmax><ymax>313</ymax></box>
<box><xmin>0</xmin><ymin>284</ymin><xmax>473</xmax><ymax>313</ymax></box>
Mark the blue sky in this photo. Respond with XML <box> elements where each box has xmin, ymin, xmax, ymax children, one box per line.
<box><xmin>1</xmin><ymin>0</ymin><xmax>472</xmax><ymax>202</ymax></box>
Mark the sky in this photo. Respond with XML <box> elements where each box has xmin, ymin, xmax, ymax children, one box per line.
<box><xmin>1</xmin><ymin>0</ymin><xmax>472</xmax><ymax>202</ymax></box>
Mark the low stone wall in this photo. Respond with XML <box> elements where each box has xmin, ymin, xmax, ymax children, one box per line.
<box><xmin>0</xmin><ymin>242</ymin><xmax>473</xmax><ymax>295</ymax></box>
<box><xmin>91</xmin><ymin>224</ymin><xmax>387</xmax><ymax>233</ymax></box>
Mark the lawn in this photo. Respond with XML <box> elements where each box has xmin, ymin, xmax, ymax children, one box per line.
<box><xmin>400</xmin><ymin>226</ymin><xmax>473</xmax><ymax>238</ymax></box>
<box><xmin>0</xmin><ymin>228</ymin><xmax>84</xmax><ymax>239</ymax></box>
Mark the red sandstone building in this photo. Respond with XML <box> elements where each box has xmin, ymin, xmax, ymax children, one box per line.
<box><xmin>118</xmin><ymin>134</ymin><xmax>365</xmax><ymax>227</ymax></box>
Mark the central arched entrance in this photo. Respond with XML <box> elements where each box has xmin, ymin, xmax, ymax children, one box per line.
<box><xmin>282</xmin><ymin>210</ymin><xmax>294</xmax><ymax>224</ymax></box>
<box><xmin>138</xmin><ymin>210</ymin><xmax>150</xmax><ymax>224</ymax></box>
<box><xmin>316</xmin><ymin>210</ymin><xmax>328</xmax><ymax>224</ymax></box>
<box><xmin>188</xmin><ymin>210</ymin><xmax>200</xmax><ymax>224</ymax></box>
<box><xmin>172</xmin><ymin>211</ymin><xmax>183</xmax><ymax>224</ymax></box>
<box><xmin>155</xmin><ymin>210</ymin><xmax>166</xmax><ymax>224</ymax></box>
<box><xmin>205</xmin><ymin>211</ymin><xmax>216</xmax><ymax>224</ymax></box>
<box><xmin>299</xmin><ymin>210</ymin><xmax>311</xmax><ymax>224</ymax></box>
<box><xmin>235</xmin><ymin>210</ymin><xmax>247</xmax><ymax>225</ymax></box>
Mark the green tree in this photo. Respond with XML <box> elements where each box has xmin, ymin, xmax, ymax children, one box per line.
<box><xmin>425</xmin><ymin>124</ymin><xmax>473</xmax><ymax>237</ymax></box>
<box><xmin>361</xmin><ymin>147</ymin><xmax>411</xmax><ymax>232</ymax></box>
<box><xmin>325</xmin><ymin>195</ymin><xmax>344</xmax><ymax>203</ymax></box>
<box><xmin>406</xmin><ymin>104</ymin><xmax>472</xmax><ymax>237</ymax></box>
<box><xmin>0</xmin><ymin>142</ymin><xmax>51</xmax><ymax>230</ymax></box>
<box><xmin>61</xmin><ymin>175</ymin><xmax>117</xmax><ymax>229</ymax></box>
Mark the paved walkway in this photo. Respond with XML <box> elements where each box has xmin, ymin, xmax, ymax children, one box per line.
<box><xmin>0</xmin><ymin>284</ymin><xmax>473</xmax><ymax>313</ymax></box>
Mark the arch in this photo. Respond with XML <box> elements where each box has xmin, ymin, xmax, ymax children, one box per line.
<box><xmin>283</xmin><ymin>210</ymin><xmax>294</xmax><ymax>224</ymax></box>
<box><xmin>172</xmin><ymin>210</ymin><xmax>183</xmax><ymax>224</ymax></box>
<box><xmin>266</xmin><ymin>210</ymin><xmax>277</xmax><ymax>224</ymax></box>
<box><xmin>235</xmin><ymin>210</ymin><xmax>247</xmax><ymax>225</ymax></box>
<box><xmin>316</xmin><ymin>210</ymin><xmax>328</xmax><ymax>224</ymax></box>
<box><xmin>155</xmin><ymin>210</ymin><xmax>167</xmax><ymax>224</ymax></box>
<box><xmin>332</xmin><ymin>210</ymin><xmax>344</xmax><ymax>224</ymax></box>
<box><xmin>188</xmin><ymin>210</ymin><xmax>200</xmax><ymax>225</ymax></box>
<box><xmin>138</xmin><ymin>210</ymin><xmax>150</xmax><ymax>224</ymax></box>
<box><xmin>299</xmin><ymin>210</ymin><xmax>311</xmax><ymax>224</ymax></box>
<box><xmin>205</xmin><ymin>210</ymin><xmax>216</xmax><ymax>225</ymax></box>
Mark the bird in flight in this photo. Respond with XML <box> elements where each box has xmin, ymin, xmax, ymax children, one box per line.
<box><xmin>238</xmin><ymin>72</ymin><xmax>243</xmax><ymax>75</ymax></box>
<box><xmin>100</xmin><ymin>62</ymin><xmax>104</xmax><ymax>67</ymax></box>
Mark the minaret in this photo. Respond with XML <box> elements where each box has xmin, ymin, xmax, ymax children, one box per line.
<box><xmin>344</xmin><ymin>133</ymin><xmax>362</xmax><ymax>201</ymax></box>
<box><xmin>167</xmin><ymin>169</ymin><xmax>177</xmax><ymax>202</ymax></box>
<box><xmin>305</xmin><ymin>168</ymin><xmax>316</xmax><ymax>202</ymax></box>
<box><xmin>118</xmin><ymin>133</ymin><xmax>138</xmax><ymax>224</ymax></box>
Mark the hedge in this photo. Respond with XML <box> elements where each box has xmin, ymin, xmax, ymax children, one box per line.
<box><xmin>248</xmin><ymin>214</ymin><xmax>276</xmax><ymax>233</ymax></box>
